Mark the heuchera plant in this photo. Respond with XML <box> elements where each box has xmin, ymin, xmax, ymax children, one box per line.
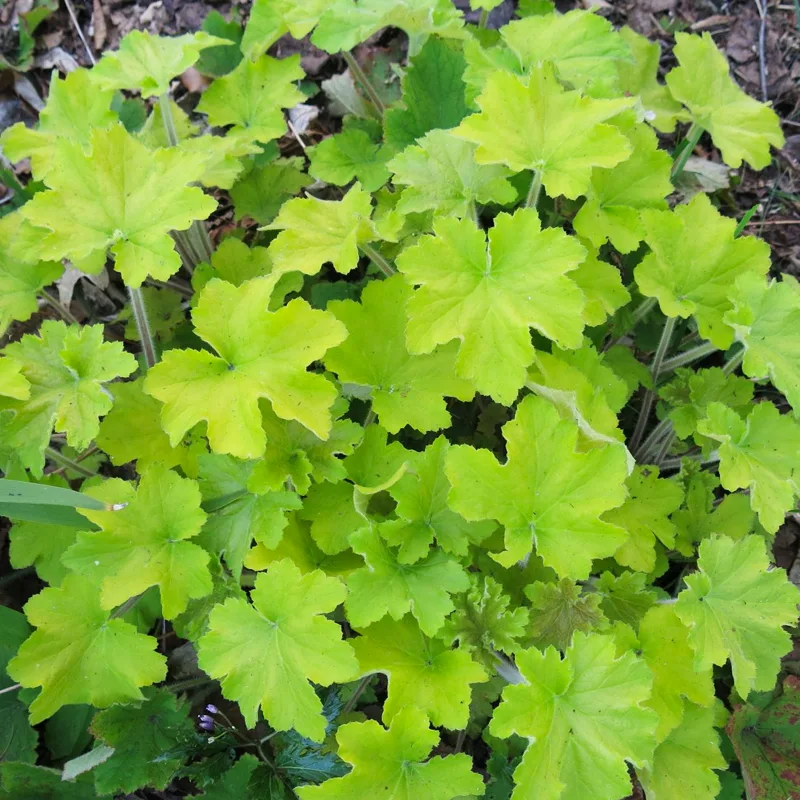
<box><xmin>0</xmin><ymin>1</ymin><xmax>798</xmax><ymax>798</ymax></box>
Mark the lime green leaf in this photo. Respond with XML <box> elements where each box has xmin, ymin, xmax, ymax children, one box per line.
<box><xmin>242</xmin><ymin>0</ymin><xmax>328</xmax><ymax>57</ymax></box>
<box><xmin>296</xmin><ymin>706</ymin><xmax>483</xmax><ymax>800</ymax></box>
<box><xmin>661</xmin><ymin>367</ymin><xmax>755</xmax><ymax>443</ymax></box>
<box><xmin>672</xmin><ymin>465</ymin><xmax>754</xmax><ymax>556</ymax></box>
<box><xmin>383</xmin><ymin>37</ymin><xmax>468</xmax><ymax>151</ymax></box>
<box><xmin>593</xmin><ymin>570</ymin><xmax>660</xmax><ymax>629</ymax></box>
<box><xmin>248</xmin><ymin>403</ymin><xmax>362</xmax><ymax>496</ymax></box>
<box><xmin>0</xmin><ymin>355</ymin><xmax>29</xmax><ymax>400</ymax></box>
<box><xmin>573</xmin><ymin>120</ymin><xmax>673</xmax><ymax>253</ymax></box>
<box><xmin>381</xmin><ymin>436</ymin><xmax>494</xmax><ymax>563</ymax></box>
<box><xmin>324</xmin><ymin>276</ymin><xmax>474</xmax><ymax>433</ymax></box>
<box><xmin>246</xmin><ymin>512</ymin><xmax>362</xmax><ymax>576</ymax></box>
<box><xmin>352</xmin><ymin>615</ymin><xmax>487</xmax><ymax>729</ymax></box>
<box><xmin>345</xmin><ymin>525</ymin><xmax>469</xmax><ymax>636</ymax></box>
<box><xmin>8</xmin><ymin>573</ymin><xmax>166</xmax><ymax>724</ymax></box>
<box><xmin>397</xmin><ymin>210</ymin><xmax>587</xmax><ymax>404</ymax></box>
<box><xmin>230</xmin><ymin>156</ymin><xmax>312</xmax><ymax>225</ymax></box>
<box><xmin>501</xmin><ymin>9</ymin><xmax>632</xmax><ymax>94</ymax></box>
<box><xmin>145</xmin><ymin>277</ymin><xmax>346</xmax><ymax>459</ymax></box>
<box><xmin>617</xmin><ymin>27</ymin><xmax>684</xmax><ymax>133</ymax></box>
<box><xmin>0</xmin><ymin>69</ymin><xmax>117</xmax><ymax>179</ymax></box>
<box><xmin>675</xmin><ymin>534</ymin><xmax>800</xmax><ymax>698</ymax></box>
<box><xmin>526</xmin><ymin>346</ymin><xmax>627</xmax><ymax>450</ymax></box>
<box><xmin>298</xmin><ymin>481</ymin><xmax>364</xmax><ymax>555</ymax></box>
<box><xmin>640</xmin><ymin>703</ymin><xmax>726</xmax><ymax>800</ymax></box>
<box><xmin>525</xmin><ymin>578</ymin><xmax>608</xmax><ymax>651</ymax></box>
<box><xmin>20</xmin><ymin>124</ymin><xmax>217</xmax><ymax>288</ymax></box>
<box><xmin>569</xmin><ymin>245</ymin><xmax>632</xmax><ymax>327</ymax></box>
<box><xmin>197</xmin><ymin>453</ymin><xmax>301</xmax><ymax>578</ymax></box>
<box><xmin>0</xmin><ymin>321</ymin><xmax>136</xmax><ymax>476</ymax></box>
<box><xmin>90</xmin><ymin>689</ymin><xmax>193</xmax><ymax>795</ymax></box>
<box><xmin>343</xmin><ymin>424</ymin><xmax>412</xmax><ymax>494</ymax></box>
<box><xmin>697</xmin><ymin>402</ymin><xmax>800</xmax><ymax>533</ymax></box>
<box><xmin>198</xmin><ymin>558</ymin><xmax>357</xmax><ymax>740</ymax></box>
<box><xmin>9</xmin><ymin>517</ymin><xmax>78</xmax><ymax>586</ymax></box>
<box><xmin>728</xmin><ymin>675</ymin><xmax>800</xmax><ymax>800</ymax></box>
<box><xmin>725</xmin><ymin>273</ymin><xmax>800</xmax><ymax>413</ymax></box>
<box><xmin>96</xmin><ymin>378</ymin><xmax>205</xmax><ymax>475</ymax></box>
<box><xmin>453</xmin><ymin>63</ymin><xmax>634</xmax><ymax>199</ymax></box>
<box><xmin>63</xmin><ymin>467</ymin><xmax>211</xmax><ymax>618</ymax></box>
<box><xmin>309</xmin><ymin>127</ymin><xmax>391</xmax><ymax>192</ymax></box>
<box><xmin>388</xmin><ymin>129</ymin><xmax>516</xmax><ymax>218</ymax></box>
<box><xmin>446</xmin><ymin>395</ymin><xmax>628</xmax><ymax>576</ymax></box>
<box><xmin>192</xmin><ymin>236</ymin><xmax>303</xmax><ymax>308</ymax></box>
<box><xmin>666</xmin><ymin>32</ymin><xmax>784</xmax><ymax>169</ymax></box>
<box><xmin>266</xmin><ymin>183</ymin><xmax>378</xmax><ymax>277</ymax></box>
<box><xmin>604</xmin><ymin>467</ymin><xmax>683</xmax><ymax>573</ymax></box>
<box><xmin>0</xmin><ymin>215</ymin><xmax>62</xmax><ymax>339</ymax></box>
<box><xmin>440</xmin><ymin>575</ymin><xmax>529</xmax><ymax>667</ymax></box>
<box><xmin>636</xmin><ymin>193</ymin><xmax>770</xmax><ymax>348</ymax></box>
<box><xmin>197</xmin><ymin>54</ymin><xmax>304</xmax><ymax>143</ymax></box>
<box><xmin>90</xmin><ymin>30</ymin><xmax>227</xmax><ymax>98</ymax></box>
<box><xmin>639</xmin><ymin>605</ymin><xmax>715</xmax><ymax>740</ymax></box>
<box><xmin>313</xmin><ymin>0</ymin><xmax>466</xmax><ymax>54</ymax></box>
<box><xmin>490</xmin><ymin>633</ymin><xmax>657</xmax><ymax>800</ymax></box>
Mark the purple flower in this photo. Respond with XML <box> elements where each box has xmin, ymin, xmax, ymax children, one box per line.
<box><xmin>198</xmin><ymin>714</ymin><xmax>215</xmax><ymax>731</ymax></box>
<box><xmin>205</xmin><ymin>704</ymin><xmax>219</xmax><ymax>715</ymax></box>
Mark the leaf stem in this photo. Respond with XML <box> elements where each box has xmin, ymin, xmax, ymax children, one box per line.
<box><xmin>631</xmin><ymin>296</ymin><xmax>657</xmax><ymax>325</ymax></box>
<box><xmin>359</xmin><ymin>242</ymin><xmax>396</xmax><ymax>277</ymax></box>
<box><xmin>341</xmin><ymin>51</ymin><xmax>386</xmax><ymax>116</ymax></box>
<box><xmin>722</xmin><ymin>348</ymin><xmax>745</xmax><ymax>375</ymax></box>
<box><xmin>636</xmin><ymin>417</ymin><xmax>673</xmax><ymax>463</ymax></box>
<box><xmin>524</xmin><ymin>169</ymin><xmax>543</xmax><ymax>209</ymax></box>
<box><xmin>671</xmin><ymin>122</ymin><xmax>703</xmax><ymax>180</ymax></box>
<box><xmin>660</xmin><ymin>451</ymin><xmax>720</xmax><ymax>472</ymax></box>
<box><xmin>478</xmin><ymin>8</ymin><xmax>490</xmax><ymax>28</ymax></box>
<box><xmin>110</xmin><ymin>593</ymin><xmax>143</xmax><ymax>619</ymax></box>
<box><xmin>159</xmin><ymin>94</ymin><xmax>214</xmax><ymax>266</ymax></box>
<box><xmin>629</xmin><ymin>315</ymin><xmax>676</xmax><ymax>454</ymax></box>
<box><xmin>492</xmin><ymin>651</ymin><xmax>526</xmax><ymax>685</ymax></box>
<box><xmin>0</xmin><ymin>683</ymin><xmax>21</xmax><ymax>696</ymax></box>
<box><xmin>341</xmin><ymin>675</ymin><xmax>372</xmax><ymax>716</ymax></box>
<box><xmin>127</xmin><ymin>287</ymin><xmax>158</xmax><ymax>369</ymax></box>
<box><xmin>40</xmin><ymin>290</ymin><xmax>80</xmax><ymax>326</ymax></box>
<box><xmin>660</xmin><ymin>340</ymin><xmax>717</xmax><ymax>373</ymax></box>
<box><xmin>44</xmin><ymin>446</ymin><xmax>96</xmax><ymax>478</ymax></box>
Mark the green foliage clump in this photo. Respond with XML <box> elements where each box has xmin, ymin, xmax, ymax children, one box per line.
<box><xmin>0</xmin><ymin>4</ymin><xmax>797</xmax><ymax>799</ymax></box>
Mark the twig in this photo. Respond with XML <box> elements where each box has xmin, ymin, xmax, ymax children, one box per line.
<box><xmin>63</xmin><ymin>0</ymin><xmax>97</xmax><ymax>66</ymax></box>
<box><xmin>0</xmin><ymin>684</ymin><xmax>21</xmax><ymax>696</ymax></box>
<box><xmin>341</xmin><ymin>675</ymin><xmax>372</xmax><ymax>716</ymax></box>
<box><xmin>744</xmin><ymin>219</ymin><xmax>800</xmax><ymax>227</ymax></box>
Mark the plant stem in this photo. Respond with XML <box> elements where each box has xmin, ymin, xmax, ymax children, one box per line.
<box><xmin>40</xmin><ymin>290</ymin><xmax>80</xmax><ymax>325</ymax></box>
<box><xmin>363</xmin><ymin>407</ymin><xmax>376</xmax><ymax>427</ymax></box>
<box><xmin>653</xmin><ymin>429</ymin><xmax>676</xmax><ymax>466</ymax></box>
<box><xmin>45</xmin><ymin>446</ymin><xmax>96</xmax><ymax>478</ymax></box>
<box><xmin>631</xmin><ymin>296</ymin><xmax>657</xmax><ymax>325</ymax></box>
<box><xmin>493</xmin><ymin>652</ymin><xmax>526</xmax><ymax>685</ymax></box>
<box><xmin>454</xmin><ymin>728</ymin><xmax>467</xmax><ymax>753</ymax></box>
<box><xmin>525</xmin><ymin>169</ymin><xmax>543</xmax><ymax>209</ymax></box>
<box><xmin>478</xmin><ymin>8</ymin><xmax>490</xmax><ymax>27</ymax></box>
<box><xmin>159</xmin><ymin>94</ymin><xmax>214</xmax><ymax>265</ymax></box>
<box><xmin>0</xmin><ymin>683</ymin><xmax>21</xmax><ymax>696</ymax></box>
<box><xmin>111</xmin><ymin>594</ymin><xmax>142</xmax><ymax>619</ymax></box>
<box><xmin>342</xmin><ymin>675</ymin><xmax>372</xmax><ymax>716</ymax></box>
<box><xmin>671</xmin><ymin>122</ymin><xmax>703</xmax><ymax>179</ymax></box>
<box><xmin>636</xmin><ymin>417</ymin><xmax>673</xmax><ymax>463</ymax></box>
<box><xmin>629</xmin><ymin>316</ymin><xmax>676</xmax><ymax>454</ymax></box>
<box><xmin>359</xmin><ymin>242</ymin><xmax>396</xmax><ymax>277</ymax></box>
<box><xmin>127</xmin><ymin>287</ymin><xmax>158</xmax><ymax>369</ymax></box>
<box><xmin>660</xmin><ymin>340</ymin><xmax>717</xmax><ymax>373</ymax></box>
<box><xmin>341</xmin><ymin>51</ymin><xmax>386</xmax><ymax>116</ymax></box>
<box><xmin>166</xmin><ymin>676</ymin><xmax>214</xmax><ymax>692</ymax></box>
<box><xmin>722</xmin><ymin>348</ymin><xmax>745</xmax><ymax>375</ymax></box>
<box><xmin>660</xmin><ymin>451</ymin><xmax>720</xmax><ymax>472</ymax></box>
